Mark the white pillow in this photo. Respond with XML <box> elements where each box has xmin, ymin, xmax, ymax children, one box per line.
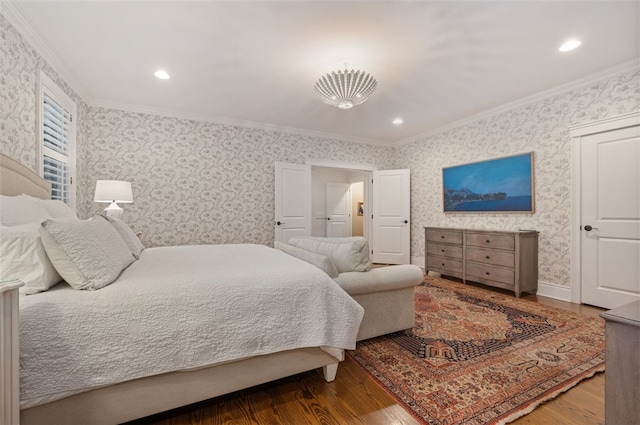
<box><xmin>38</xmin><ymin>199</ymin><xmax>78</xmax><ymax>220</ymax></box>
<box><xmin>103</xmin><ymin>214</ymin><xmax>145</xmax><ymax>259</ymax></box>
<box><xmin>0</xmin><ymin>225</ymin><xmax>62</xmax><ymax>294</ymax></box>
<box><xmin>287</xmin><ymin>236</ymin><xmax>371</xmax><ymax>273</ymax></box>
<box><xmin>0</xmin><ymin>194</ymin><xmax>49</xmax><ymax>226</ymax></box>
<box><xmin>39</xmin><ymin>215</ymin><xmax>135</xmax><ymax>290</ymax></box>
<box><xmin>274</xmin><ymin>241</ymin><xmax>339</xmax><ymax>278</ymax></box>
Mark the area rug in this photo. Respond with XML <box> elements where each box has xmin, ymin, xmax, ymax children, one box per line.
<box><xmin>347</xmin><ymin>276</ymin><xmax>605</xmax><ymax>425</ymax></box>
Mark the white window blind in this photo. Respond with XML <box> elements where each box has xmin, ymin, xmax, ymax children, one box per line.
<box><xmin>40</xmin><ymin>73</ymin><xmax>76</xmax><ymax>208</ymax></box>
<box><xmin>43</xmin><ymin>94</ymin><xmax>70</xmax><ymax>156</ymax></box>
<box><xmin>43</xmin><ymin>154</ymin><xmax>70</xmax><ymax>203</ymax></box>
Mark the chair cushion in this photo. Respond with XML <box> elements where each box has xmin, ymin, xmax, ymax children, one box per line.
<box><xmin>287</xmin><ymin>236</ymin><xmax>371</xmax><ymax>273</ymax></box>
<box><xmin>274</xmin><ymin>241</ymin><xmax>339</xmax><ymax>278</ymax></box>
<box><xmin>333</xmin><ymin>265</ymin><xmax>424</xmax><ymax>296</ymax></box>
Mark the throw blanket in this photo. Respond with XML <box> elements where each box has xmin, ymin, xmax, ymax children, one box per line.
<box><xmin>20</xmin><ymin>244</ymin><xmax>364</xmax><ymax>408</ymax></box>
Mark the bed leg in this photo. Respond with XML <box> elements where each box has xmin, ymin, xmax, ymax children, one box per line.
<box><xmin>322</xmin><ymin>362</ymin><xmax>339</xmax><ymax>382</ymax></box>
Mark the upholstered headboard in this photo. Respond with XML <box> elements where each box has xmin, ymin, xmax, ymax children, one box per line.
<box><xmin>0</xmin><ymin>153</ymin><xmax>51</xmax><ymax>199</ymax></box>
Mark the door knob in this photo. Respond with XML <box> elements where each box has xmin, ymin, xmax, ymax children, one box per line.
<box><xmin>584</xmin><ymin>225</ymin><xmax>598</xmax><ymax>231</ymax></box>
<box><xmin>403</xmin><ymin>220</ymin><xmax>408</xmax><ymax>224</ymax></box>
<box><xmin>327</xmin><ymin>217</ymin><xmax>331</xmax><ymax>221</ymax></box>
<box><xmin>276</xmin><ymin>221</ymin><xmax>284</xmax><ymax>226</ymax></box>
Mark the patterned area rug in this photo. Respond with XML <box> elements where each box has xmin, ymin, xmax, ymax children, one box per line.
<box><xmin>347</xmin><ymin>276</ymin><xmax>605</xmax><ymax>425</ymax></box>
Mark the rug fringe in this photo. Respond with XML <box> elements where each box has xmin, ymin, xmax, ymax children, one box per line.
<box><xmin>495</xmin><ymin>365</ymin><xmax>605</xmax><ymax>425</ymax></box>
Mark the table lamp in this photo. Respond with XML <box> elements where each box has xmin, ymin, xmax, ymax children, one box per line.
<box><xmin>94</xmin><ymin>180</ymin><xmax>133</xmax><ymax>218</ymax></box>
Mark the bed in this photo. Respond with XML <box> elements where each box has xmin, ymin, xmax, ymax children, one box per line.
<box><xmin>0</xmin><ymin>153</ymin><xmax>364</xmax><ymax>425</ymax></box>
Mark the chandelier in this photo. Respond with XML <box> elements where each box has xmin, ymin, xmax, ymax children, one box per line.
<box><xmin>314</xmin><ymin>66</ymin><xmax>378</xmax><ymax>109</ymax></box>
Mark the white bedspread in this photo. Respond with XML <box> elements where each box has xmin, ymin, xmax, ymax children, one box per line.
<box><xmin>19</xmin><ymin>244</ymin><xmax>364</xmax><ymax>408</ymax></box>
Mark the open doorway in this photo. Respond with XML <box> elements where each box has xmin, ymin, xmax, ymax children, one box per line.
<box><xmin>275</xmin><ymin>161</ymin><xmax>411</xmax><ymax>265</ymax></box>
<box><xmin>311</xmin><ymin>166</ymin><xmax>370</xmax><ymax>240</ymax></box>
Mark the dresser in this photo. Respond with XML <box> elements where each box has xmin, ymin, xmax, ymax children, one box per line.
<box><xmin>425</xmin><ymin>227</ymin><xmax>538</xmax><ymax>297</ymax></box>
<box><xmin>601</xmin><ymin>300</ymin><xmax>640</xmax><ymax>425</ymax></box>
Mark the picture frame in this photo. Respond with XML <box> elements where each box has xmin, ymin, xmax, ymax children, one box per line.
<box><xmin>443</xmin><ymin>152</ymin><xmax>535</xmax><ymax>213</ymax></box>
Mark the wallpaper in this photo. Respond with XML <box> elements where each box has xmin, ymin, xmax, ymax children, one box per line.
<box><xmin>396</xmin><ymin>69</ymin><xmax>640</xmax><ymax>286</ymax></box>
<box><xmin>3</xmin><ymin>10</ymin><xmax>639</xmax><ymax>289</ymax></box>
<box><xmin>0</xmin><ymin>14</ymin><xmax>90</xmax><ymax>202</ymax></box>
<box><xmin>81</xmin><ymin>109</ymin><xmax>395</xmax><ymax>247</ymax></box>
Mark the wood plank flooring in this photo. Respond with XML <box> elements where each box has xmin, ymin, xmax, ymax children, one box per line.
<box><xmin>128</xmin><ymin>284</ymin><xmax>606</xmax><ymax>425</ymax></box>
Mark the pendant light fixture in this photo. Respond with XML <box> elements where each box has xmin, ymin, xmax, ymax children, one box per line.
<box><xmin>314</xmin><ymin>64</ymin><xmax>377</xmax><ymax>109</ymax></box>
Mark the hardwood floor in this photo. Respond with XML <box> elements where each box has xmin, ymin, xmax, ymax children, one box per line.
<box><xmin>128</xmin><ymin>286</ymin><xmax>606</xmax><ymax>425</ymax></box>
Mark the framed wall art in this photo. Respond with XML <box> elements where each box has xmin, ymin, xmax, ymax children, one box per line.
<box><xmin>443</xmin><ymin>152</ymin><xmax>534</xmax><ymax>213</ymax></box>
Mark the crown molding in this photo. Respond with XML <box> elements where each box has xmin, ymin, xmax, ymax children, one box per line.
<box><xmin>1</xmin><ymin>1</ymin><xmax>92</xmax><ymax>103</ymax></box>
<box><xmin>3</xmin><ymin>0</ymin><xmax>385</xmax><ymax>147</ymax></box>
<box><xmin>4</xmin><ymin>0</ymin><xmax>635</xmax><ymax>150</ymax></box>
<box><xmin>90</xmin><ymin>99</ymin><xmax>392</xmax><ymax>147</ymax></box>
<box><xmin>393</xmin><ymin>58</ymin><xmax>640</xmax><ymax>148</ymax></box>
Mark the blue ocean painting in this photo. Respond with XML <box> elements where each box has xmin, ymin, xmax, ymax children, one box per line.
<box><xmin>443</xmin><ymin>153</ymin><xmax>534</xmax><ymax>212</ymax></box>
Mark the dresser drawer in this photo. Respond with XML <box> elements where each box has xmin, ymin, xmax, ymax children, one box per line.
<box><xmin>466</xmin><ymin>247</ymin><xmax>514</xmax><ymax>268</ymax></box>
<box><xmin>466</xmin><ymin>263</ymin><xmax>514</xmax><ymax>285</ymax></box>
<box><xmin>427</xmin><ymin>243</ymin><xmax>463</xmax><ymax>259</ymax></box>
<box><xmin>426</xmin><ymin>229</ymin><xmax>463</xmax><ymax>245</ymax></box>
<box><xmin>427</xmin><ymin>256</ymin><xmax>463</xmax><ymax>275</ymax></box>
<box><xmin>466</xmin><ymin>232</ymin><xmax>515</xmax><ymax>250</ymax></box>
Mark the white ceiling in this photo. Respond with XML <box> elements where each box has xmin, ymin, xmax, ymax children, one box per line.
<box><xmin>6</xmin><ymin>1</ymin><xmax>639</xmax><ymax>145</ymax></box>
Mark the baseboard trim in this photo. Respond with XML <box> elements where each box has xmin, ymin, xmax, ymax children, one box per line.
<box><xmin>536</xmin><ymin>281</ymin><xmax>572</xmax><ymax>302</ymax></box>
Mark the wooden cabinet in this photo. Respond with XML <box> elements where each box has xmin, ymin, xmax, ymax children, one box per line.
<box><xmin>425</xmin><ymin>227</ymin><xmax>538</xmax><ymax>297</ymax></box>
<box><xmin>601</xmin><ymin>301</ymin><xmax>640</xmax><ymax>425</ymax></box>
<box><xmin>425</xmin><ymin>228</ymin><xmax>464</xmax><ymax>280</ymax></box>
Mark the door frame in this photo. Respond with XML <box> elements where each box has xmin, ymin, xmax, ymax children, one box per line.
<box><xmin>569</xmin><ymin>111</ymin><xmax>640</xmax><ymax>304</ymax></box>
<box><xmin>306</xmin><ymin>159</ymin><xmax>376</xmax><ymax>243</ymax></box>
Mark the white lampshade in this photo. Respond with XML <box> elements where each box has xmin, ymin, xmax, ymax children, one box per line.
<box><xmin>94</xmin><ymin>180</ymin><xmax>133</xmax><ymax>203</ymax></box>
<box><xmin>94</xmin><ymin>180</ymin><xmax>133</xmax><ymax>218</ymax></box>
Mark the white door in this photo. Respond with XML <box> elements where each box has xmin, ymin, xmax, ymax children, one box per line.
<box><xmin>274</xmin><ymin>162</ymin><xmax>311</xmax><ymax>243</ymax></box>
<box><xmin>326</xmin><ymin>182</ymin><xmax>351</xmax><ymax>237</ymax></box>
<box><xmin>580</xmin><ymin>123</ymin><xmax>640</xmax><ymax>309</ymax></box>
<box><xmin>372</xmin><ymin>169</ymin><xmax>411</xmax><ymax>264</ymax></box>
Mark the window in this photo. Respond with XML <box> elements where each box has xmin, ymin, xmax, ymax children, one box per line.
<box><xmin>39</xmin><ymin>73</ymin><xmax>77</xmax><ymax>209</ymax></box>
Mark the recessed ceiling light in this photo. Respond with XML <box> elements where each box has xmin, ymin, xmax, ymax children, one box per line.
<box><xmin>559</xmin><ymin>40</ymin><xmax>581</xmax><ymax>52</ymax></box>
<box><xmin>393</xmin><ymin>118</ymin><xmax>404</xmax><ymax>125</ymax></box>
<box><xmin>154</xmin><ymin>70</ymin><xmax>170</xmax><ymax>80</ymax></box>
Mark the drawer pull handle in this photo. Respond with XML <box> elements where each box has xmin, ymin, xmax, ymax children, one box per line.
<box><xmin>485</xmin><ymin>255</ymin><xmax>490</xmax><ymax>259</ymax></box>
<box><xmin>441</xmin><ymin>235</ymin><xmax>445</xmax><ymax>239</ymax></box>
<box><xmin>441</xmin><ymin>249</ymin><xmax>445</xmax><ymax>253</ymax></box>
<box><xmin>442</xmin><ymin>263</ymin><xmax>446</xmax><ymax>266</ymax></box>
<box><xmin>485</xmin><ymin>239</ymin><xmax>491</xmax><ymax>243</ymax></box>
<box><xmin>485</xmin><ymin>271</ymin><xmax>490</xmax><ymax>275</ymax></box>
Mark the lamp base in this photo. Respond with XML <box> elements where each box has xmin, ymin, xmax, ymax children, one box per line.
<box><xmin>104</xmin><ymin>202</ymin><xmax>123</xmax><ymax>219</ymax></box>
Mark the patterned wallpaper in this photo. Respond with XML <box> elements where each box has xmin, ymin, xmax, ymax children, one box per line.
<box><xmin>0</xmin><ymin>14</ymin><xmax>90</xmax><ymax>204</ymax></box>
<box><xmin>1</xmin><ymin>13</ymin><xmax>394</xmax><ymax>250</ymax></box>
<box><xmin>81</xmin><ymin>108</ymin><xmax>395</xmax><ymax>247</ymax></box>
<box><xmin>396</xmin><ymin>69</ymin><xmax>640</xmax><ymax>286</ymax></box>
<box><xmin>3</xmin><ymin>12</ymin><xmax>639</xmax><ymax>288</ymax></box>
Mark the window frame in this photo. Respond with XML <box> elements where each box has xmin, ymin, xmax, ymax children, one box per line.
<box><xmin>38</xmin><ymin>72</ymin><xmax>77</xmax><ymax>210</ymax></box>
